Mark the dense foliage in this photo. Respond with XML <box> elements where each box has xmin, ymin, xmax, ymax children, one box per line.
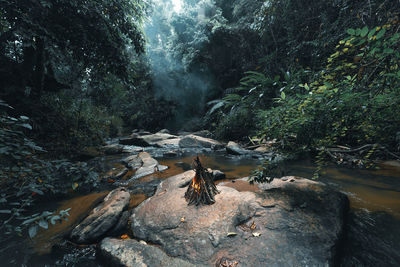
<box><xmin>0</xmin><ymin>0</ymin><xmax>175</xmax><ymax>154</ymax></box>
<box><xmin>207</xmin><ymin>0</ymin><xmax>400</xmax><ymax>167</ymax></box>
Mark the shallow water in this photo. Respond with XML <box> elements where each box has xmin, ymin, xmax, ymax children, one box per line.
<box><xmin>3</xmin><ymin>153</ymin><xmax>400</xmax><ymax>266</ymax></box>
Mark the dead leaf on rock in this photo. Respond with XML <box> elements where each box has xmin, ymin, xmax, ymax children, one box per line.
<box><xmin>139</xmin><ymin>240</ymin><xmax>147</xmax><ymax>245</ymax></box>
<box><xmin>227</xmin><ymin>232</ymin><xmax>237</xmax><ymax>237</ymax></box>
<box><xmin>250</xmin><ymin>221</ymin><xmax>256</xmax><ymax>230</ymax></box>
<box><xmin>120</xmin><ymin>234</ymin><xmax>129</xmax><ymax>239</ymax></box>
<box><xmin>252</xmin><ymin>232</ymin><xmax>261</xmax><ymax>237</ymax></box>
<box><xmin>180</xmin><ymin>217</ymin><xmax>185</xmax><ymax>223</ymax></box>
<box><xmin>218</xmin><ymin>258</ymin><xmax>239</xmax><ymax>267</ymax></box>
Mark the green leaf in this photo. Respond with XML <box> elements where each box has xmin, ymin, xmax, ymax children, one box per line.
<box><xmin>281</xmin><ymin>92</ymin><xmax>286</xmax><ymax>100</ymax></box>
<box><xmin>360</xmin><ymin>26</ymin><xmax>369</xmax><ymax>37</ymax></box>
<box><xmin>376</xmin><ymin>28</ymin><xmax>386</xmax><ymax>40</ymax></box>
<box><xmin>29</xmin><ymin>225</ymin><xmax>38</xmax><ymax>238</ymax></box>
<box><xmin>368</xmin><ymin>28</ymin><xmax>377</xmax><ymax>38</ymax></box>
<box><xmin>346</xmin><ymin>28</ymin><xmax>355</xmax><ymax>35</ymax></box>
<box><xmin>38</xmin><ymin>220</ymin><xmax>48</xmax><ymax>229</ymax></box>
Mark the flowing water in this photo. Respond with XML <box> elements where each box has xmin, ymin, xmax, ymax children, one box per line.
<box><xmin>2</xmin><ymin>152</ymin><xmax>399</xmax><ymax>266</ymax></box>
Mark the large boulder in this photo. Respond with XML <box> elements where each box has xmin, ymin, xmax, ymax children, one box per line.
<box><xmin>70</xmin><ymin>188</ymin><xmax>130</xmax><ymax>244</ymax></box>
<box><xmin>99</xmin><ymin>238</ymin><xmax>206</xmax><ymax>267</ymax></box>
<box><xmin>130</xmin><ymin>172</ymin><xmax>348</xmax><ymax>266</ymax></box>
<box><xmin>179</xmin><ymin>134</ymin><xmax>224</xmax><ymax>149</ymax></box>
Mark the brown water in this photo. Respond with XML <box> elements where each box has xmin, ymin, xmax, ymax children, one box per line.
<box><xmin>157</xmin><ymin>155</ymin><xmax>400</xmax><ymax>218</ymax></box>
<box><xmin>11</xmin><ymin>153</ymin><xmax>400</xmax><ymax>266</ymax></box>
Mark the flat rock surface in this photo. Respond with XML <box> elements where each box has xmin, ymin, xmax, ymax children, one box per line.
<box><xmin>179</xmin><ymin>134</ymin><xmax>224</xmax><ymax>149</ymax></box>
<box><xmin>99</xmin><ymin>238</ymin><xmax>206</xmax><ymax>267</ymax></box>
<box><xmin>130</xmin><ymin>172</ymin><xmax>348</xmax><ymax>266</ymax></box>
<box><xmin>70</xmin><ymin>188</ymin><xmax>130</xmax><ymax>244</ymax></box>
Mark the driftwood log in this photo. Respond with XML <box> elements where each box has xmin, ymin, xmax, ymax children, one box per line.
<box><xmin>185</xmin><ymin>156</ymin><xmax>219</xmax><ymax>206</ymax></box>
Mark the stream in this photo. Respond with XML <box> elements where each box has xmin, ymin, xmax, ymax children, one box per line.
<box><xmin>1</xmin><ymin>150</ymin><xmax>400</xmax><ymax>266</ymax></box>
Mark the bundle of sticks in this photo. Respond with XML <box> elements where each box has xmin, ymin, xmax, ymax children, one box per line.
<box><xmin>185</xmin><ymin>156</ymin><xmax>219</xmax><ymax>206</ymax></box>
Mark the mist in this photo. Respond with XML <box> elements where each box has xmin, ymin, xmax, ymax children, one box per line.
<box><xmin>143</xmin><ymin>0</ymin><xmax>222</xmax><ymax>130</ymax></box>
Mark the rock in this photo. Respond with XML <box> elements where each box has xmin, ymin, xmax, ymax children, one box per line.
<box><xmin>158</xmin><ymin>129</ymin><xmax>170</xmax><ymax>134</ymax></box>
<box><xmin>70</xmin><ymin>188</ymin><xmax>130</xmax><ymax>244</ymax></box>
<box><xmin>226</xmin><ymin>141</ymin><xmax>249</xmax><ymax>155</ymax></box>
<box><xmin>212</xmin><ymin>170</ymin><xmax>226</xmax><ymax>181</ymax></box>
<box><xmin>101</xmin><ymin>144</ymin><xmax>124</xmax><ymax>155</ymax></box>
<box><xmin>140</xmin><ymin>133</ymin><xmax>179</xmax><ymax>147</ymax></box>
<box><xmin>102</xmin><ymin>166</ymin><xmax>128</xmax><ymax>180</ymax></box>
<box><xmin>130</xmin><ymin>172</ymin><xmax>348</xmax><ymax>266</ymax></box>
<box><xmin>128</xmin><ymin>179</ymin><xmax>162</xmax><ymax>196</ymax></box>
<box><xmin>122</xmin><ymin>152</ymin><xmax>168</xmax><ymax>181</ymax></box>
<box><xmin>122</xmin><ymin>154</ymin><xmax>143</xmax><ymax>169</ymax></box>
<box><xmin>107</xmin><ymin>210</ymin><xmax>131</xmax><ymax>236</ymax></box>
<box><xmin>179</xmin><ymin>134</ymin><xmax>224</xmax><ymax>149</ymax></box>
<box><xmin>119</xmin><ymin>135</ymin><xmax>151</xmax><ymax>147</ymax></box>
<box><xmin>164</xmin><ymin>150</ymin><xmax>179</xmax><ymax>157</ymax></box>
<box><xmin>133</xmin><ymin>152</ymin><xmax>168</xmax><ymax>179</ymax></box>
<box><xmin>99</xmin><ymin>238</ymin><xmax>204</xmax><ymax>267</ymax></box>
<box><xmin>192</xmin><ymin>130</ymin><xmax>213</xmax><ymax>138</ymax></box>
<box><xmin>254</xmin><ymin>146</ymin><xmax>269</xmax><ymax>153</ymax></box>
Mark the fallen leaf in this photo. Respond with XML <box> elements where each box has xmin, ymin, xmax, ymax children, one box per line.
<box><xmin>252</xmin><ymin>232</ymin><xmax>261</xmax><ymax>237</ymax></box>
<box><xmin>250</xmin><ymin>221</ymin><xmax>256</xmax><ymax>230</ymax></box>
<box><xmin>120</xmin><ymin>234</ymin><xmax>129</xmax><ymax>240</ymax></box>
<box><xmin>37</xmin><ymin>178</ymin><xmax>43</xmax><ymax>183</ymax></box>
<box><xmin>72</xmin><ymin>182</ymin><xmax>79</xmax><ymax>190</ymax></box>
<box><xmin>107</xmin><ymin>178</ymin><xmax>115</xmax><ymax>183</ymax></box>
<box><xmin>139</xmin><ymin>240</ymin><xmax>147</xmax><ymax>245</ymax></box>
<box><xmin>227</xmin><ymin>232</ymin><xmax>237</xmax><ymax>237</ymax></box>
<box><xmin>180</xmin><ymin>217</ymin><xmax>185</xmax><ymax>223</ymax></box>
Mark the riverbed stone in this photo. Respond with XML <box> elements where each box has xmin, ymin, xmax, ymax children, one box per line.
<box><xmin>179</xmin><ymin>134</ymin><xmax>224</xmax><ymax>149</ymax></box>
<box><xmin>70</xmin><ymin>188</ymin><xmax>130</xmax><ymax>244</ymax></box>
<box><xmin>226</xmin><ymin>141</ymin><xmax>250</xmax><ymax>155</ymax></box>
<box><xmin>130</xmin><ymin>171</ymin><xmax>348</xmax><ymax>266</ymax></box>
<box><xmin>99</xmin><ymin>238</ymin><xmax>205</xmax><ymax>267</ymax></box>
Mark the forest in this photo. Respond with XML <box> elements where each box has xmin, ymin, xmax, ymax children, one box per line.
<box><xmin>1</xmin><ymin>0</ymin><xmax>400</xmax><ymax>266</ymax></box>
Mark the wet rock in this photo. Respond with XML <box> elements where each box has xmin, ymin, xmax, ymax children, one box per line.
<box><xmin>179</xmin><ymin>134</ymin><xmax>224</xmax><ymax>149</ymax></box>
<box><xmin>226</xmin><ymin>141</ymin><xmax>249</xmax><ymax>155</ymax></box>
<box><xmin>164</xmin><ymin>150</ymin><xmax>179</xmax><ymax>157</ymax></box>
<box><xmin>70</xmin><ymin>188</ymin><xmax>130</xmax><ymax>244</ymax></box>
<box><xmin>99</xmin><ymin>238</ymin><xmax>203</xmax><ymax>267</ymax></box>
<box><xmin>130</xmin><ymin>172</ymin><xmax>348</xmax><ymax>266</ymax></box>
<box><xmin>122</xmin><ymin>154</ymin><xmax>143</xmax><ymax>169</ymax></box>
<box><xmin>132</xmin><ymin>152</ymin><xmax>168</xmax><ymax>179</ymax></box>
<box><xmin>122</xmin><ymin>152</ymin><xmax>168</xmax><ymax>181</ymax></box>
<box><xmin>102</xmin><ymin>166</ymin><xmax>128</xmax><ymax>180</ymax></box>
